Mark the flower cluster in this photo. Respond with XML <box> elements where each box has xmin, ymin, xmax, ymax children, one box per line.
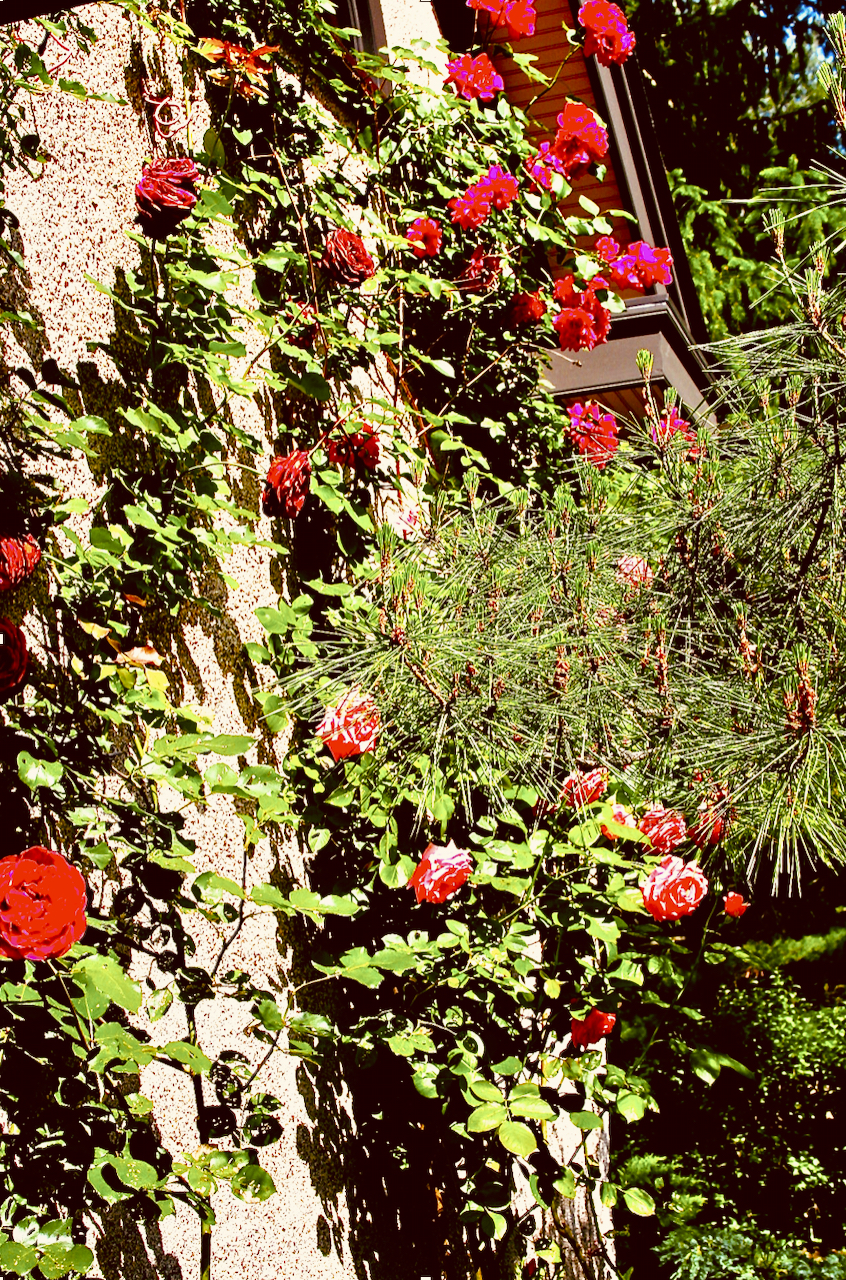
<box><xmin>262</xmin><ymin>450</ymin><xmax>312</xmax><ymax>519</ymax></box>
<box><xmin>0</xmin><ymin>847</ymin><xmax>87</xmax><ymax>960</ymax></box>
<box><xmin>578</xmin><ymin>0</ymin><xmax>635</xmax><ymax>66</ymax></box>
<box><xmin>0</xmin><ymin>534</ymin><xmax>41</xmax><ymax>592</ymax></box>
<box><xmin>327</xmin><ymin>422</ymin><xmax>380</xmax><ymax>470</ymax></box>
<box><xmin>449</xmin><ymin>165</ymin><xmax>519</xmax><ymax>230</ymax></box>
<box><xmin>596</xmin><ymin>236</ymin><xmax>674</xmax><ymax>292</ymax></box>
<box><xmin>135</xmin><ymin>157</ymin><xmax>199</xmax><ymax>238</ymax></box>
<box><xmin>445</xmin><ymin>52</ymin><xmax>503</xmax><ymax>101</ymax></box>
<box><xmin>565</xmin><ymin>401</ymin><xmax>619</xmax><ymax>469</ymax></box>
<box><xmin>316</xmin><ymin>687</ymin><xmax>381</xmax><ymax>761</ymax></box>
<box><xmin>552</xmin><ymin>275</ymin><xmax>611</xmax><ymax>352</ymax></box>
<box><xmin>406</xmin><ymin>217</ymin><xmax>442</xmax><ymax>258</ymax></box>
<box><xmin>526</xmin><ymin>103</ymin><xmax>608</xmax><ymax>188</ymax></box>
<box><xmin>468</xmin><ymin>0</ymin><xmax>537</xmax><ymax>40</ymax></box>
<box><xmin>409</xmin><ymin>841</ymin><xmax>474</xmax><ymax>904</ymax></box>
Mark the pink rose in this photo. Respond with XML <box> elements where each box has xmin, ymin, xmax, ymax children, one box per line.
<box><xmin>637</xmin><ymin>803</ymin><xmax>688</xmax><ymax>854</ymax></box>
<box><xmin>641</xmin><ymin>854</ymin><xmax>708</xmax><ymax>922</ymax></box>
<box><xmin>561</xmin><ymin>767</ymin><xmax>607</xmax><ymax>809</ymax></box>
<box><xmin>571</xmin><ymin>1007</ymin><xmax>616</xmax><ymax>1049</ymax></box>
<box><xmin>316</xmin><ymin>687</ymin><xmax>381</xmax><ymax>761</ymax></box>
<box><xmin>600</xmin><ymin>802</ymin><xmax>636</xmax><ymax>841</ymax></box>
<box><xmin>408</xmin><ymin>841</ymin><xmax>474</xmax><ymax>904</ymax></box>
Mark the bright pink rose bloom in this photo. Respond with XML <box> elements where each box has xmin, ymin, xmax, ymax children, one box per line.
<box><xmin>262</xmin><ymin>450</ymin><xmax>312</xmax><ymax>518</ymax></box>
<box><xmin>571</xmin><ymin>1007</ymin><xmax>616</xmax><ymax>1049</ymax></box>
<box><xmin>638</xmin><ymin>804</ymin><xmax>688</xmax><ymax>854</ymax></box>
<box><xmin>561</xmin><ymin>766</ymin><xmax>608</xmax><ymax>809</ymax></box>
<box><xmin>316</xmin><ymin>687</ymin><xmax>381</xmax><ymax>761</ymax></box>
<box><xmin>445</xmin><ymin>52</ymin><xmax>504</xmax><ymax>100</ymax></box>
<box><xmin>406</xmin><ymin>217</ymin><xmax>443</xmax><ymax>258</ymax></box>
<box><xmin>408</xmin><ymin>840</ymin><xmax>474</xmax><ymax>904</ymax></box>
<box><xmin>578</xmin><ymin>0</ymin><xmax>636</xmax><ymax>66</ymax></box>
<box><xmin>551</xmin><ymin>102</ymin><xmax>608</xmax><ymax>179</ymax></box>
<box><xmin>566</xmin><ymin>401</ymin><xmax>619</xmax><ymax>469</ymax></box>
<box><xmin>453</xmin><ymin>247</ymin><xmax>502</xmax><ymax>293</ymax></box>
<box><xmin>616</xmin><ymin>555</ymin><xmax>653</xmax><ymax>589</ymax></box>
<box><xmin>448</xmin><ymin>185</ymin><xmax>492</xmax><ymax>230</ymax></box>
<box><xmin>510</xmin><ymin>290</ymin><xmax>547</xmax><ymax>326</ymax></box>
<box><xmin>469</xmin><ymin>0</ymin><xmax>537</xmax><ymax>38</ymax></box>
<box><xmin>327</xmin><ymin>422</ymin><xmax>380</xmax><ymax>470</ymax></box>
<box><xmin>600</xmin><ymin>802</ymin><xmax>637</xmax><ymax>841</ymax></box>
<box><xmin>723</xmin><ymin>891</ymin><xmax>749</xmax><ymax>918</ymax></box>
<box><xmin>608</xmin><ymin>241</ymin><xmax>673</xmax><ymax>293</ymax></box>
<box><xmin>0</xmin><ymin>847</ymin><xmax>87</xmax><ymax>960</ymax></box>
<box><xmin>479</xmin><ymin>164</ymin><xmax>519</xmax><ymax>210</ymax></box>
<box><xmin>641</xmin><ymin>853</ymin><xmax>708</xmax><ymax>922</ymax></box>
<box><xmin>595</xmin><ymin>235</ymin><xmax>621</xmax><ymax>264</ymax></box>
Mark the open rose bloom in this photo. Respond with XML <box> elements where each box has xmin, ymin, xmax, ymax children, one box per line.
<box><xmin>561</xmin><ymin>766</ymin><xmax>608</xmax><ymax>809</ymax></box>
<box><xmin>0</xmin><ymin>534</ymin><xmax>41</xmax><ymax>592</ymax></box>
<box><xmin>262</xmin><ymin>450</ymin><xmax>312</xmax><ymax>519</ymax></box>
<box><xmin>409</xmin><ymin>841</ymin><xmax>474</xmax><ymax>904</ymax></box>
<box><xmin>0</xmin><ymin>847</ymin><xmax>87</xmax><ymax>960</ymax></box>
<box><xmin>637</xmin><ymin>802</ymin><xmax>688</xmax><ymax>854</ymax></box>
<box><xmin>0</xmin><ymin>618</ymin><xmax>28</xmax><ymax>700</ymax></box>
<box><xmin>571</xmin><ymin>1007</ymin><xmax>616</xmax><ymax>1049</ymax></box>
<box><xmin>135</xmin><ymin>157</ymin><xmax>199</xmax><ymax>238</ymax></box>
<box><xmin>321</xmin><ymin>227</ymin><xmax>376</xmax><ymax>286</ymax></box>
<box><xmin>316</xmin><ymin>687</ymin><xmax>381</xmax><ymax>761</ymax></box>
<box><xmin>641</xmin><ymin>854</ymin><xmax>708</xmax><ymax>921</ymax></box>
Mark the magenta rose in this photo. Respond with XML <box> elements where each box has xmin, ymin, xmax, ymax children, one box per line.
<box><xmin>135</xmin><ymin>157</ymin><xmax>199</xmax><ymax>238</ymax></box>
<box><xmin>0</xmin><ymin>847</ymin><xmax>88</xmax><ymax>960</ymax></box>
<box><xmin>0</xmin><ymin>618</ymin><xmax>27</xmax><ymax>700</ymax></box>
<box><xmin>408</xmin><ymin>841</ymin><xmax>474</xmax><ymax>904</ymax></box>
<box><xmin>641</xmin><ymin>854</ymin><xmax>708</xmax><ymax>922</ymax></box>
<box><xmin>0</xmin><ymin>535</ymin><xmax>41</xmax><ymax>593</ymax></box>
<box><xmin>321</xmin><ymin>228</ymin><xmax>376</xmax><ymax>286</ymax></box>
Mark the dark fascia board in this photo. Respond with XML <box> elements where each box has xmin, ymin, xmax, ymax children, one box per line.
<box><xmin>566</xmin><ymin>1</ymin><xmax>709</xmax><ymax>351</ymax></box>
<box><xmin>544</xmin><ymin>294</ymin><xmax>712</xmax><ymax>416</ymax></box>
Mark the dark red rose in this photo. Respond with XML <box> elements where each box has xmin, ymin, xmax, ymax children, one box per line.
<box><xmin>321</xmin><ymin>228</ymin><xmax>376</xmax><ymax>286</ymax></box>
<box><xmin>0</xmin><ymin>618</ymin><xmax>27</xmax><ymax>700</ymax></box>
<box><xmin>453</xmin><ymin>247</ymin><xmax>502</xmax><ymax>294</ymax></box>
<box><xmin>0</xmin><ymin>846</ymin><xmax>87</xmax><ymax>961</ymax></box>
<box><xmin>135</xmin><ymin>157</ymin><xmax>200</xmax><ymax>238</ymax></box>
<box><xmin>262</xmin><ymin>450</ymin><xmax>312</xmax><ymax>518</ymax></box>
<box><xmin>510</xmin><ymin>290</ymin><xmax>547</xmax><ymax>326</ymax></box>
<box><xmin>327</xmin><ymin>423</ymin><xmax>380</xmax><ymax>470</ymax></box>
<box><xmin>0</xmin><ymin>535</ymin><xmax>41</xmax><ymax>592</ymax></box>
<box><xmin>723</xmin><ymin>891</ymin><xmax>749</xmax><ymax>918</ymax></box>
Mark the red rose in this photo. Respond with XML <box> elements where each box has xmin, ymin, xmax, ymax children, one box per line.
<box><xmin>566</xmin><ymin>401</ymin><xmax>619</xmax><ymax>469</ymax></box>
<box><xmin>135</xmin><ymin>157</ymin><xmax>199</xmax><ymax>238</ymax></box>
<box><xmin>406</xmin><ymin>217</ymin><xmax>443</xmax><ymax>258</ymax></box>
<box><xmin>408</xmin><ymin>840</ymin><xmax>474</xmax><ymax>904</ymax></box>
<box><xmin>688</xmin><ymin>791</ymin><xmax>729</xmax><ymax>848</ymax></box>
<box><xmin>0</xmin><ymin>846</ymin><xmax>87</xmax><ymax>960</ymax></box>
<box><xmin>637</xmin><ymin>803</ymin><xmax>688</xmax><ymax>854</ymax></box>
<box><xmin>525</xmin><ymin>142</ymin><xmax>563</xmax><ymax>192</ymax></box>
<box><xmin>327</xmin><ymin>423</ymin><xmax>380</xmax><ymax>470</ymax></box>
<box><xmin>571</xmin><ymin>1007</ymin><xmax>616</xmax><ymax>1049</ymax></box>
<box><xmin>321</xmin><ymin>227</ymin><xmax>376</xmax><ymax>286</ymax></box>
<box><xmin>453</xmin><ymin>247</ymin><xmax>502</xmax><ymax>293</ymax></box>
<box><xmin>0</xmin><ymin>618</ymin><xmax>27</xmax><ymax>700</ymax></box>
<box><xmin>0</xmin><ymin>535</ymin><xmax>41</xmax><ymax>592</ymax></box>
<box><xmin>595</xmin><ymin>235</ymin><xmax>621</xmax><ymax>263</ymax></box>
<box><xmin>641</xmin><ymin>853</ymin><xmax>708</xmax><ymax>922</ymax></box>
<box><xmin>261</xmin><ymin>450</ymin><xmax>312</xmax><ymax>519</ymax></box>
<box><xmin>510</xmin><ymin>290</ymin><xmax>547</xmax><ymax>326</ymax></box>
<box><xmin>723</xmin><ymin>891</ymin><xmax>748</xmax><ymax>918</ymax></box>
<box><xmin>479</xmin><ymin>165</ymin><xmax>519</xmax><ymax>211</ymax></box>
<box><xmin>468</xmin><ymin>0</ymin><xmax>537</xmax><ymax>38</ymax></box>
<box><xmin>561</xmin><ymin>766</ymin><xmax>608</xmax><ymax>808</ymax></box>
<box><xmin>607</xmin><ymin>241</ymin><xmax>673</xmax><ymax>293</ymax></box>
<box><xmin>600</xmin><ymin>802</ymin><xmax>636</xmax><ymax>841</ymax></box>
<box><xmin>316</xmin><ymin>687</ymin><xmax>381</xmax><ymax>761</ymax></box>
<box><xmin>445</xmin><ymin>52</ymin><xmax>504</xmax><ymax>101</ymax></box>
<box><xmin>553</xmin><ymin>279</ymin><xmax>611</xmax><ymax>353</ymax></box>
<box><xmin>551</xmin><ymin>102</ymin><xmax>608</xmax><ymax>179</ymax></box>
<box><xmin>578</xmin><ymin>0</ymin><xmax>636</xmax><ymax>66</ymax></box>
<box><xmin>449</xmin><ymin>185</ymin><xmax>493</xmax><ymax>231</ymax></box>
<box><xmin>615</xmin><ymin>554</ymin><xmax>653</xmax><ymax>589</ymax></box>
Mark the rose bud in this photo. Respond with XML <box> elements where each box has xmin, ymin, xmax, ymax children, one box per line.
<box><xmin>0</xmin><ymin>846</ymin><xmax>88</xmax><ymax>960</ymax></box>
<box><xmin>571</xmin><ymin>1007</ymin><xmax>616</xmax><ymax>1049</ymax></box>
<box><xmin>135</xmin><ymin>157</ymin><xmax>200</xmax><ymax>238</ymax></box>
<box><xmin>315</xmin><ymin>687</ymin><xmax>381</xmax><ymax>761</ymax></box>
<box><xmin>0</xmin><ymin>534</ymin><xmax>41</xmax><ymax>592</ymax></box>
<box><xmin>321</xmin><ymin>227</ymin><xmax>376</xmax><ymax>287</ymax></box>
<box><xmin>0</xmin><ymin>618</ymin><xmax>28</xmax><ymax>700</ymax></box>
<box><xmin>261</xmin><ymin>450</ymin><xmax>312</xmax><ymax>519</ymax></box>
<box><xmin>723</xmin><ymin>891</ymin><xmax>749</xmax><ymax>918</ymax></box>
<box><xmin>641</xmin><ymin>854</ymin><xmax>708</xmax><ymax>922</ymax></box>
<box><xmin>408</xmin><ymin>841</ymin><xmax>474</xmax><ymax>904</ymax></box>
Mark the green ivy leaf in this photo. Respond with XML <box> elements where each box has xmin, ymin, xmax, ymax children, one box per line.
<box><xmin>17</xmin><ymin>751</ymin><xmax>63</xmax><ymax>791</ymax></box>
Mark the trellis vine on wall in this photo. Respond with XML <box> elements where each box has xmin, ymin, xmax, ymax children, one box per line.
<box><xmin>4</xmin><ymin>0</ymin><xmax>842</xmax><ymax>1277</ymax></box>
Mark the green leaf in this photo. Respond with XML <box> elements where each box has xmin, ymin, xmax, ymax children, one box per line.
<box><xmin>72</xmin><ymin>956</ymin><xmax>142</xmax><ymax>1013</ymax></box>
<box><xmin>147</xmin><ymin>987</ymin><xmax>173</xmax><ymax>1023</ymax></box>
<box><xmin>0</xmin><ymin>1242</ymin><xmax>39</xmax><ymax>1275</ymax></box>
<box><xmin>623</xmin><ymin>1186</ymin><xmax>656</xmax><ymax>1217</ymax></box>
<box><xmin>468</xmin><ymin>1078</ymin><xmax>505</xmax><ymax>1103</ymax></box>
<box><xmin>497</xmin><ymin>1121</ymin><xmax>538</xmax><ymax>1157</ymax></box>
<box><xmin>492</xmin><ymin>1056</ymin><xmax>522</xmax><ymax>1075</ymax></box>
<box><xmin>570</xmin><ymin>1111</ymin><xmax>603</xmax><ymax>1130</ymax></box>
<box><xmin>600</xmin><ymin>1182</ymin><xmax>619</xmax><ymax>1208</ymax></box>
<box><xmin>553</xmin><ymin>1168</ymin><xmax>577</xmax><ymax>1199</ymax></box>
<box><xmin>285</xmin><ymin>370</ymin><xmax>332</xmax><ymax>400</ymax></box>
<box><xmin>616</xmin><ymin>1091</ymin><xmax>647</xmax><ymax>1122</ymax></box>
<box><xmin>17</xmin><ymin>751</ymin><xmax>63</xmax><ymax>790</ymax></box>
<box><xmin>509</xmin><ymin>1096</ymin><xmax>557</xmax><ymax>1121</ymax></box>
<box><xmin>230</xmin><ymin>1163</ymin><xmax>276</xmax><ymax>1202</ymax></box>
<box><xmin>111</xmin><ymin>1157</ymin><xmax>160</xmax><ymax>1189</ymax></box>
<box><xmin>203</xmin><ymin>127</ymin><xmax>226</xmax><ymax>166</ymax></box>
<box><xmin>467</xmin><ymin>1103</ymin><xmax>508</xmax><ymax>1132</ymax></box>
<box><xmin>162</xmin><ymin>1041</ymin><xmax>212</xmax><ymax>1073</ymax></box>
<box><xmin>38</xmin><ymin>1243</ymin><xmax>95</xmax><ymax>1278</ymax></box>
<box><xmin>198</xmin><ymin>734</ymin><xmax>255</xmax><ymax>756</ymax></box>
